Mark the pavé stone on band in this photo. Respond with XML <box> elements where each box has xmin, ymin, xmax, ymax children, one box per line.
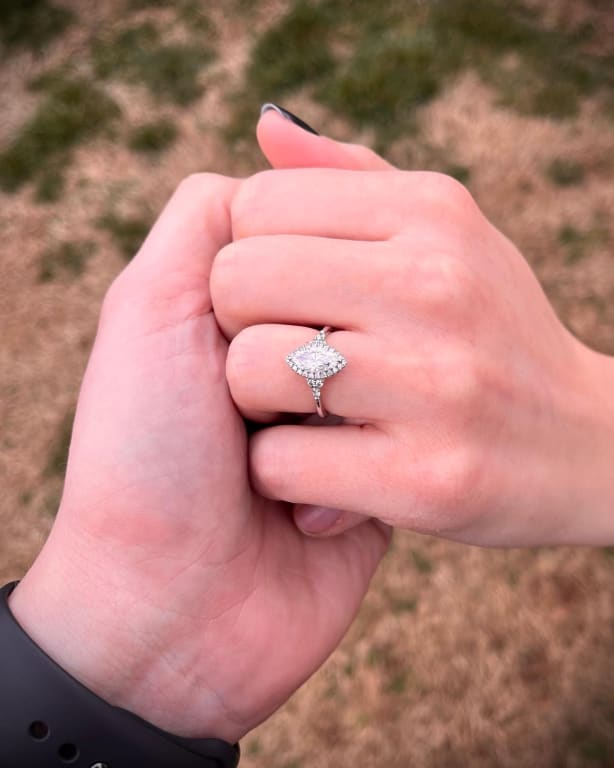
<box><xmin>285</xmin><ymin>326</ymin><xmax>347</xmax><ymax>418</ymax></box>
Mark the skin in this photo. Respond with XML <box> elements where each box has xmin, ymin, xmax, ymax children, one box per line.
<box><xmin>213</xmin><ymin>110</ymin><xmax>614</xmax><ymax>547</ymax></box>
<box><xmin>7</xmin><ymin>112</ymin><xmax>614</xmax><ymax>748</ymax></box>
<box><xmin>8</xmin><ymin>149</ymin><xmax>389</xmax><ymax>743</ymax></box>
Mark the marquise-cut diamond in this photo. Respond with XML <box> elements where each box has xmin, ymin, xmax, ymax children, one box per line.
<box><xmin>286</xmin><ymin>338</ymin><xmax>346</xmax><ymax>380</ymax></box>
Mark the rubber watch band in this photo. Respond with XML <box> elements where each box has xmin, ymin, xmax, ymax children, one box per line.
<box><xmin>0</xmin><ymin>581</ymin><xmax>240</xmax><ymax>768</ymax></box>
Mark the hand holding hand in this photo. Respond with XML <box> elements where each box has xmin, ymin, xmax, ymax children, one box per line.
<box><xmin>9</xmin><ymin>170</ymin><xmax>389</xmax><ymax>743</ymax></box>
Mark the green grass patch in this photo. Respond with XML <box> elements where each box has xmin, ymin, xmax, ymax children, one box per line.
<box><xmin>224</xmin><ymin>1</ymin><xmax>334</xmax><ymax>143</ymax></box>
<box><xmin>391</xmin><ymin>597</ymin><xmax>418</xmax><ymax>614</ymax></box>
<box><xmin>319</xmin><ymin>29</ymin><xmax>444</xmax><ymax>137</ymax></box>
<box><xmin>558</xmin><ymin>223</ymin><xmax>609</xmax><ymax>265</ymax></box>
<box><xmin>227</xmin><ymin>0</ymin><xmax>614</xmax><ymax>148</ymax></box>
<box><xmin>44</xmin><ymin>410</ymin><xmax>74</xmax><ymax>478</ymax></box>
<box><xmin>0</xmin><ymin>75</ymin><xmax>120</xmax><ymax>194</ymax></box>
<box><xmin>92</xmin><ymin>22</ymin><xmax>214</xmax><ymax>105</ymax></box>
<box><xmin>410</xmin><ymin>549</ymin><xmax>434</xmax><ymax>574</ymax></box>
<box><xmin>20</xmin><ymin>490</ymin><xmax>33</xmax><ymax>506</ymax></box>
<box><xmin>38</xmin><ymin>240</ymin><xmax>97</xmax><ymax>282</ymax></box>
<box><xmin>571</xmin><ymin>729</ymin><xmax>611</xmax><ymax>764</ymax></box>
<box><xmin>0</xmin><ymin>0</ymin><xmax>73</xmax><ymax>51</ymax></box>
<box><xmin>444</xmin><ymin>164</ymin><xmax>471</xmax><ymax>184</ymax></box>
<box><xmin>546</xmin><ymin>158</ymin><xmax>585</xmax><ymax>187</ymax></box>
<box><xmin>127</xmin><ymin>0</ymin><xmax>213</xmax><ymax>34</ymax></box>
<box><xmin>128</xmin><ymin>0</ymin><xmax>174</xmax><ymax>7</ymax></box>
<box><xmin>42</xmin><ymin>489</ymin><xmax>62</xmax><ymax>518</ymax></box>
<box><xmin>245</xmin><ymin>738</ymin><xmax>261</xmax><ymax>756</ymax></box>
<box><xmin>97</xmin><ymin>211</ymin><xmax>153</xmax><ymax>261</ymax></box>
<box><xmin>385</xmin><ymin>672</ymin><xmax>408</xmax><ymax>695</ymax></box>
<box><xmin>128</xmin><ymin>118</ymin><xmax>179</xmax><ymax>153</ymax></box>
<box><xmin>248</xmin><ymin>1</ymin><xmax>335</xmax><ymax>95</ymax></box>
<box><xmin>35</xmin><ymin>168</ymin><xmax>65</xmax><ymax>202</ymax></box>
<box><xmin>176</xmin><ymin>0</ymin><xmax>213</xmax><ymax>34</ymax></box>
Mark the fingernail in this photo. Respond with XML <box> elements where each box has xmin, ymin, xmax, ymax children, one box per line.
<box><xmin>295</xmin><ymin>505</ymin><xmax>341</xmax><ymax>535</ymax></box>
<box><xmin>260</xmin><ymin>103</ymin><xmax>319</xmax><ymax>135</ymax></box>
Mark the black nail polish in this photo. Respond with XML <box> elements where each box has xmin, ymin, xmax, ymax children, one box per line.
<box><xmin>260</xmin><ymin>103</ymin><xmax>319</xmax><ymax>135</ymax></box>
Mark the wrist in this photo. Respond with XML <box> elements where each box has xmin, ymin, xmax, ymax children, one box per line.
<box><xmin>556</xmin><ymin>338</ymin><xmax>614</xmax><ymax>545</ymax></box>
<box><xmin>8</xmin><ymin>532</ymin><xmax>248</xmax><ymax>744</ymax></box>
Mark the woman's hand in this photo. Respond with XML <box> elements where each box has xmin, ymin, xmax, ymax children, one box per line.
<box><xmin>212</xmin><ymin>112</ymin><xmax>614</xmax><ymax>547</ymax></box>
<box><xmin>8</xmin><ymin>172</ymin><xmax>389</xmax><ymax>743</ymax></box>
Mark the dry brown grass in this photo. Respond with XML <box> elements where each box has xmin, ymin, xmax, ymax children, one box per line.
<box><xmin>1</xmin><ymin>1</ymin><xmax>613</xmax><ymax>766</ymax></box>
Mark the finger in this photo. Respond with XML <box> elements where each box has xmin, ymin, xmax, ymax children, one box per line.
<box><xmin>232</xmin><ymin>167</ymin><xmax>475</xmax><ymax>242</ymax></box>
<box><xmin>107</xmin><ymin>173</ymin><xmax>239</xmax><ymax>324</ymax></box>
<box><xmin>212</xmin><ymin>235</ymin><xmax>397</xmax><ymax>339</ymax></box>
<box><xmin>227</xmin><ymin>324</ymin><xmax>410</xmax><ymax>422</ymax></box>
<box><xmin>257</xmin><ymin>104</ymin><xmax>395</xmax><ymax>171</ymax></box>
<box><xmin>249</xmin><ymin>423</ymin><xmax>396</xmax><ymax>517</ymax></box>
<box><xmin>293</xmin><ymin>504</ymin><xmax>372</xmax><ymax>537</ymax></box>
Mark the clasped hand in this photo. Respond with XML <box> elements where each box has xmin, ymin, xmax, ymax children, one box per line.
<box><xmin>9</xmin><ymin>110</ymin><xmax>614</xmax><ymax>747</ymax></box>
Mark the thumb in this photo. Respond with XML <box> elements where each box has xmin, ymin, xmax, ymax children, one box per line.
<box><xmin>257</xmin><ymin>103</ymin><xmax>395</xmax><ymax>171</ymax></box>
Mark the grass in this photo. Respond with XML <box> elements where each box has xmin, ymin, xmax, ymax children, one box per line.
<box><xmin>245</xmin><ymin>738</ymin><xmax>261</xmax><ymax>756</ymax></box>
<box><xmin>20</xmin><ymin>490</ymin><xmax>32</xmax><ymax>507</ymax></box>
<box><xmin>42</xmin><ymin>489</ymin><xmax>62</xmax><ymax>518</ymax></box>
<box><xmin>247</xmin><ymin>1</ymin><xmax>335</xmax><ymax>95</ymax></box>
<box><xmin>0</xmin><ymin>0</ymin><xmax>73</xmax><ymax>50</ymax></box>
<box><xmin>410</xmin><ymin>549</ymin><xmax>434</xmax><ymax>574</ymax></box>
<box><xmin>227</xmin><ymin>0</ymin><xmax>614</xmax><ymax>147</ymax></box>
<box><xmin>224</xmin><ymin>0</ymin><xmax>335</xmax><ymax>142</ymax></box>
<box><xmin>92</xmin><ymin>22</ymin><xmax>214</xmax><ymax>106</ymax></box>
<box><xmin>0</xmin><ymin>75</ymin><xmax>120</xmax><ymax>194</ymax></box>
<box><xmin>319</xmin><ymin>30</ymin><xmax>443</xmax><ymax>137</ymax></box>
<box><xmin>391</xmin><ymin>597</ymin><xmax>418</xmax><ymax>614</ymax></box>
<box><xmin>128</xmin><ymin>0</ymin><xmax>213</xmax><ymax>34</ymax></box>
<box><xmin>35</xmin><ymin>163</ymin><xmax>66</xmax><ymax>203</ymax></box>
<box><xmin>571</xmin><ymin>728</ymin><xmax>611</xmax><ymax>764</ymax></box>
<box><xmin>128</xmin><ymin>119</ymin><xmax>179</xmax><ymax>154</ymax></box>
<box><xmin>385</xmin><ymin>672</ymin><xmax>408</xmax><ymax>695</ymax></box>
<box><xmin>546</xmin><ymin>158</ymin><xmax>585</xmax><ymax>187</ymax></box>
<box><xmin>44</xmin><ymin>410</ymin><xmax>74</xmax><ymax>479</ymax></box>
<box><xmin>444</xmin><ymin>164</ymin><xmax>471</xmax><ymax>184</ymax></box>
<box><xmin>97</xmin><ymin>211</ymin><xmax>153</xmax><ymax>261</ymax></box>
<box><xmin>38</xmin><ymin>240</ymin><xmax>98</xmax><ymax>282</ymax></box>
<box><xmin>558</xmin><ymin>223</ymin><xmax>609</xmax><ymax>265</ymax></box>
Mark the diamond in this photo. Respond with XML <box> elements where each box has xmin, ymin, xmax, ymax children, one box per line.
<box><xmin>286</xmin><ymin>337</ymin><xmax>346</xmax><ymax>381</ymax></box>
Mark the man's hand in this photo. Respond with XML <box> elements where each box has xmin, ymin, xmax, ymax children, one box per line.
<box><xmin>9</xmin><ymin>172</ymin><xmax>389</xmax><ymax>742</ymax></box>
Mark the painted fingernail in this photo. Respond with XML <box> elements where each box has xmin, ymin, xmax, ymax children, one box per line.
<box><xmin>260</xmin><ymin>103</ymin><xmax>319</xmax><ymax>135</ymax></box>
<box><xmin>295</xmin><ymin>505</ymin><xmax>341</xmax><ymax>535</ymax></box>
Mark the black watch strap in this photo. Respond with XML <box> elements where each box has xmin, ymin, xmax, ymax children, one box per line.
<box><xmin>0</xmin><ymin>581</ymin><xmax>240</xmax><ymax>768</ymax></box>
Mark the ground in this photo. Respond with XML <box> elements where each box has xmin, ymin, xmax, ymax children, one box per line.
<box><xmin>0</xmin><ymin>1</ymin><xmax>613</xmax><ymax>766</ymax></box>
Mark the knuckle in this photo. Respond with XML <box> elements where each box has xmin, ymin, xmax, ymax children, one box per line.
<box><xmin>210</xmin><ymin>242</ymin><xmax>241</xmax><ymax>315</ymax></box>
<box><xmin>437</xmin><ymin>348</ymin><xmax>485</xmax><ymax>415</ymax></box>
<box><xmin>414</xmin><ymin>251</ymin><xmax>477</xmax><ymax>314</ymax></box>
<box><xmin>250</xmin><ymin>431</ymin><xmax>287</xmax><ymax>499</ymax></box>
<box><xmin>427</xmin><ymin>172</ymin><xmax>477</xmax><ymax>216</ymax></box>
<box><xmin>100</xmin><ymin>268</ymin><xmax>135</xmax><ymax>323</ymax></box>
<box><xmin>231</xmin><ymin>170</ymin><xmax>275</xmax><ymax>238</ymax></box>
<box><xmin>175</xmin><ymin>172</ymin><xmax>218</xmax><ymax>202</ymax></box>
<box><xmin>425</xmin><ymin>445</ymin><xmax>486</xmax><ymax>530</ymax></box>
<box><xmin>226</xmin><ymin>326</ymin><xmax>258</xmax><ymax>396</ymax></box>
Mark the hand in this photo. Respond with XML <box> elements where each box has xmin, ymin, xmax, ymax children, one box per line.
<box><xmin>8</xmin><ymin>171</ymin><xmax>389</xmax><ymax>742</ymax></box>
<box><xmin>211</xmin><ymin>110</ymin><xmax>614</xmax><ymax>548</ymax></box>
